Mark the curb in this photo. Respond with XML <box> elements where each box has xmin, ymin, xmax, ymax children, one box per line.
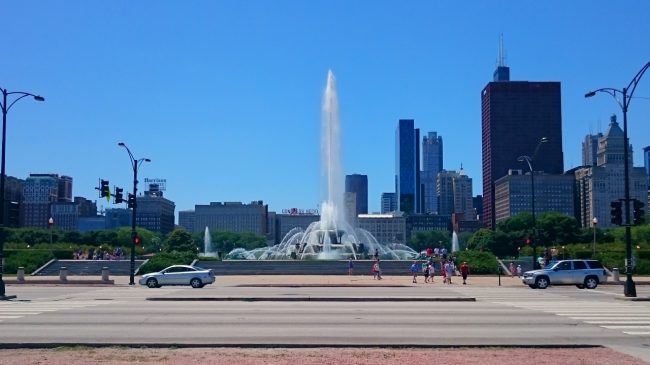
<box><xmin>4</xmin><ymin>280</ymin><xmax>114</xmax><ymax>285</ymax></box>
<box><xmin>0</xmin><ymin>343</ymin><xmax>602</xmax><ymax>350</ymax></box>
<box><xmin>146</xmin><ymin>296</ymin><xmax>476</xmax><ymax>302</ymax></box>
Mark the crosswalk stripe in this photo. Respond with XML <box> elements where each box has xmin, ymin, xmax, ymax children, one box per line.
<box><xmin>602</xmin><ymin>325</ymin><xmax>650</xmax><ymax>329</ymax></box>
<box><xmin>623</xmin><ymin>332</ymin><xmax>650</xmax><ymax>335</ymax></box>
<box><xmin>0</xmin><ymin>316</ymin><xmax>21</xmax><ymax>319</ymax></box>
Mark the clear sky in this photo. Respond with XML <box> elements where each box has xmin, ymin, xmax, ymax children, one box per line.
<box><xmin>2</xmin><ymin>1</ymin><xmax>650</xmax><ymax>218</ymax></box>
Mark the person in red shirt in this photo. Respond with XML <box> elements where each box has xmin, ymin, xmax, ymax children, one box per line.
<box><xmin>460</xmin><ymin>262</ymin><xmax>470</xmax><ymax>285</ymax></box>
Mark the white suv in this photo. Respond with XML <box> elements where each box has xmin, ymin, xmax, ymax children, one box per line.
<box><xmin>522</xmin><ymin>259</ymin><xmax>607</xmax><ymax>289</ymax></box>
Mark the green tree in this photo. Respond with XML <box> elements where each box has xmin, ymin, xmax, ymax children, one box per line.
<box><xmin>163</xmin><ymin>228</ymin><xmax>197</xmax><ymax>253</ymax></box>
<box><xmin>536</xmin><ymin>212</ymin><xmax>581</xmax><ymax>245</ymax></box>
<box><xmin>408</xmin><ymin>230</ymin><xmax>450</xmax><ymax>253</ymax></box>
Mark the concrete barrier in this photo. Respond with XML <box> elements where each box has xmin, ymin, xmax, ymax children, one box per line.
<box><xmin>101</xmin><ymin>267</ymin><xmax>110</xmax><ymax>283</ymax></box>
<box><xmin>59</xmin><ymin>267</ymin><xmax>68</xmax><ymax>282</ymax></box>
<box><xmin>17</xmin><ymin>267</ymin><xmax>25</xmax><ymax>282</ymax></box>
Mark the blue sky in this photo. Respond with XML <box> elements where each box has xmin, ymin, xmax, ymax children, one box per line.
<box><xmin>2</xmin><ymin>1</ymin><xmax>650</xmax><ymax>217</ymax></box>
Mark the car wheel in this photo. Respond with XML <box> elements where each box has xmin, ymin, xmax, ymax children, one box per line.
<box><xmin>576</xmin><ymin>284</ymin><xmax>585</xmax><ymax>289</ymax></box>
<box><xmin>535</xmin><ymin>276</ymin><xmax>549</xmax><ymax>289</ymax></box>
<box><xmin>190</xmin><ymin>278</ymin><xmax>203</xmax><ymax>288</ymax></box>
<box><xmin>146</xmin><ymin>278</ymin><xmax>159</xmax><ymax>288</ymax></box>
<box><xmin>528</xmin><ymin>285</ymin><xmax>537</xmax><ymax>289</ymax></box>
<box><xmin>584</xmin><ymin>276</ymin><xmax>599</xmax><ymax>289</ymax></box>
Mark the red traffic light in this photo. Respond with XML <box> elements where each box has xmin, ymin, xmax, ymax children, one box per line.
<box><xmin>525</xmin><ymin>238</ymin><xmax>532</xmax><ymax>246</ymax></box>
<box><xmin>133</xmin><ymin>236</ymin><xmax>141</xmax><ymax>245</ymax></box>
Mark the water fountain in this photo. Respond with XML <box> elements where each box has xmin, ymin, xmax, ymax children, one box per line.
<box><xmin>225</xmin><ymin>71</ymin><xmax>417</xmax><ymax>260</ymax></box>
<box><xmin>452</xmin><ymin>231</ymin><xmax>460</xmax><ymax>253</ymax></box>
<box><xmin>203</xmin><ymin>226</ymin><xmax>217</xmax><ymax>257</ymax></box>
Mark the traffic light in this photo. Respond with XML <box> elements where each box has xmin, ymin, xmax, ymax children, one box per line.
<box><xmin>99</xmin><ymin>179</ymin><xmax>110</xmax><ymax>200</ymax></box>
<box><xmin>525</xmin><ymin>237</ymin><xmax>532</xmax><ymax>246</ymax></box>
<box><xmin>114</xmin><ymin>187</ymin><xmax>124</xmax><ymax>204</ymax></box>
<box><xmin>133</xmin><ymin>235</ymin><xmax>141</xmax><ymax>246</ymax></box>
<box><xmin>633</xmin><ymin>199</ymin><xmax>645</xmax><ymax>225</ymax></box>
<box><xmin>610</xmin><ymin>201</ymin><xmax>623</xmax><ymax>226</ymax></box>
<box><xmin>127</xmin><ymin>193</ymin><xmax>136</xmax><ymax>209</ymax></box>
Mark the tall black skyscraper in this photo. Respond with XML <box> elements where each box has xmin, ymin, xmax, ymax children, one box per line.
<box><xmin>481</xmin><ymin>46</ymin><xmax>564</xmax><ymax>229</ymax></box>
<box><xmin>396</xmin><ymin>119</ymin><xmax>422</xmax><ymax>214</ymax></box>
<box><xmin>345</xmin><ymin>174</ymin><xmax>368</xmax><ymax>215</ymax></box>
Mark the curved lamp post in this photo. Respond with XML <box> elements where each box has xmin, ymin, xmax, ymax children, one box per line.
<box><xmin>517</xmin><ymin>136</ymin><xmax>548</xmax><ymax>270</ymax></box>
<box><xmin>585</xmin><ymin>60</ymin><xmax>650</xmax><ymax>298</ymax></box>
<box><xmin>592</xmin><ymin>217</ymin><xmax>598</xmax><ymax>258</ymax></box>
<box><xmin>118</xmin><ymin>142</ymin><xmax>150</xmax><ymax>285</ymax></box>
<box><xmin>0</xmin><ymin>87</ymin><xmax>44</xmax><ymax>299</ymax></box>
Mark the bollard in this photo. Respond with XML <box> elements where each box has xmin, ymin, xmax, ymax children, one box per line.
<box><xmin>612</xmin><ymin>268</ymin><xmax>620</xmax><ymax>282</ymax></box>
<box><xmin>17</xmin><ymin>267</ymin><xmax>25</xmax><ymax>282</ymax></box>
<box><xmin>59</xmin><ymin>267</ymin><xmax>68</xmax><ymax>282</ymax></box>
<box><xmin>101</xmin><ymin>267</ymin><xmax>110</xmax><ymax>282</ymax></box>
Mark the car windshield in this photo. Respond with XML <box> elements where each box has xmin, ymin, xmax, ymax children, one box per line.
<box><xmin>544</xmin><ymin>262</ymin><xmax>556</xmax><ymax>269</ymax></box>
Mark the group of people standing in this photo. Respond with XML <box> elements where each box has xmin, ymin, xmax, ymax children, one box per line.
<box><xmin>410</xmin><ymin>259</ymin><xmax>470</xmax><ymax>285</ymax></box>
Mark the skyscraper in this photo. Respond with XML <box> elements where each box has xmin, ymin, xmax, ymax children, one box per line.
<box><xmin>345</xmin><ymin>174</ymin><xmax>368</xmax><ymax>215</ymax></box>
<box><xmin>582</xmin><ymin>133</ymin><xmax>603</xmax><ymax>167</ymax></box>
<box><xmin>643</xmin><ymin>146</ymin><xmax>650</xmax><ymax>189</ymax></box>
<box><xmin>380</xmin><ymin>192</ymin><xmax>397</xmax><ymax>214</ymax></box>
<box><xmin>574</xmin><ymin>115</ymin><xmax>647</xmax><ymax>228</ymax></box>
<box><xmin>22</xmin><ymin>174</ymin><xmax>60</xmax><ymax>228</ymax></box>
<box><xmin>395</xmin><ymin>119</ymin><xmax>422</xmax><ymax>214</ymax></box>
<box><xmin>436</xmin><ymin>169</ymin><xmax>474</xmax><ymax>218</ymax></box>
<box><xmin>421</xmin><ymin>132</ymin><xmax>443</xmax><ymax>214</ymax></box>
<box><xmin>481</xmin><ymin>63</ymin><xmax>564</xmax><ymax>229</ymax></box>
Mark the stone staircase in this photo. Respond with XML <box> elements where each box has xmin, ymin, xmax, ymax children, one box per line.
<box><xmin>33</xmin><ymin>259</ymin><xmax>147</xmax><ymax>276</ymax></box>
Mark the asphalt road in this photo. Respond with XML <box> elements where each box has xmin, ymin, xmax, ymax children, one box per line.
<box><xmin>1</xmin><ymin>278</ymin><xmax>650</xmax><ymax>362</ymax></box>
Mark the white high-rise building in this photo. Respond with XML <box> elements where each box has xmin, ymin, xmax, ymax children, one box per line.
<box><xmin>575</xmin><ymin>115</ymin><xmax>648</xmax><ymax>228</ymax></box>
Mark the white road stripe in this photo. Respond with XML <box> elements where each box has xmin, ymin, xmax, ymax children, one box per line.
<box><xmin>573</xmin><ymin>317</ymin><xmax>650</xmax><ymax>320</ymax></box>
<box><xmin>602</xmin><ymin>325</ymin><xmax>650</xmax><ymax>329</ymax></box>
<box><xmin>623</xmin><ymin>332</ymin><xmax>650</xmax><ymax>335</ymax></box>
<box><xmin>585</xmin><ymin>321</ymin><xmax>650</xmax><ymax>324</ymax></box>
<box><xmin>0</xmin><ymin>315</ymin><xmax>21</xmax><ymax>319</ymax></box>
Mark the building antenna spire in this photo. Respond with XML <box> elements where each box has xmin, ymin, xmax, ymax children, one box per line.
<box><xmin>497</xmin><ymin>33</ymin><xmax>507</xmax><ymax>67</ymax></box>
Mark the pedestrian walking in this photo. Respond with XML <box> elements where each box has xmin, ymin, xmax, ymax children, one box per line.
<box><xmin>516</xmin><ymin>264</ymin><xmax>522</xmax><ymax>278</ymax></box>
<box><xmin>423</xmin><ymin>261</ymin><xmax>430</xmax><ymax>283</ymax></box>
<box><xmin>460</xmin><ymin>261</ymin><xmax>470</xmax><ymax>285</ymax></box>
<box><xmin>445</xmin><ymin>260</ymin><xmax>454</xmax><ymax>284</ymax></box>
<box><xmin>428</xmin><ymin>262</ymin><xmax>435</xmax><ymax>283</ymax></box>
<box><xmin>410</xmin><ymin>261</ymin><xmax>419</xmax><ymax>283</ymax></box>
<box><xmin>375</xmin><ymin>259</ymin><xmax>382</xmax><ymax>280</ymax></box>
<box><xmin>509</xmin><ymin>262</ymin><xmax>515</xmax><ymax>278</ymax></box>
<box><xmin>348</xmin><ymin>259</ymin><xmax>354</xmax><ymax>276</ymax></box>
<box><xmin>372</xmin><ymin>261</ymin><xmax>380</xmax><ymax>280</ymax></box>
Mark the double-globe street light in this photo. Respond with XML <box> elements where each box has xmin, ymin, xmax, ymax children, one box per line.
<box><xmin>517</xmin><ymin>136</ymin><xmax>548</xmax><ymax>270</ymax></box>
<box><xmin>118</xmin><ymin>142</ymin><xmax>150</xmax><ymax>286</ymax></box>
<box><xmin>592</xmin><ymin>217</ymin><xmax>598</xmax><ymax>258</ymax></box>
<box><xmin>585</xmin><ymin>60</ymin><xmax>650</xmax><ymax>298</ymax></box>
<box><xmin>0</xmin><ymin>87</ymin><xmax>44</xmax><ymax>299</ymax></box>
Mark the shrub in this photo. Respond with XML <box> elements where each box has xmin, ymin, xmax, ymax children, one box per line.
<box><xmin>456</xmin><ymin>250</ymin><xmax>499</xmax><ymax>275</ymax></box>
<box><xmin>138</xmin><ymin>251</ymin><xmax>196</xmax><ymax>274</ymax></box>
<box><xmin>4</xmin><ymin>250</ymin><xmax>55</xmax><ymax>274</ymax></box>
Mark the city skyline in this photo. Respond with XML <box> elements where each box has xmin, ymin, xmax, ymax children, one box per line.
<box><xmin>2</xmin><ymin>2</ymin><xmax>650</xmax><ymax>216</ymax></box>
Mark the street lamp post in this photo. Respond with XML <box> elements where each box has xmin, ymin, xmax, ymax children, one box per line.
<box><xmin>518</xmin><ymin>137</ymin><xmax>548</xmax><ymax>270</ymax></box>
<box><xmin>592</xmin><ymin>217</ymin><xmax>598</xmax><ymax>258</ymax></box>
<box><xmin>585</xmin><ymin>60</ymin><xmax>650</xmax><ymax>298</ymax></box>
<box><xmin>48</xmin><ymin>217</ymin><xmax>54</xmax><ymax>245</ymax></box>
<box><xmin>118</xmin><ymin>142</ymin><xmax>150</xmax><ymax>286</ymax></box>
<box><xmin>0</xmin><ymin>87</ymin><xmax>44</xmax><ymax>299</ymax></box>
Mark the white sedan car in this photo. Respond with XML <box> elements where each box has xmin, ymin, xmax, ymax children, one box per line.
<box><xmin>139</xmin><ymin>265</ymin><xmax>215</xmax><ymax>288</ymax></box>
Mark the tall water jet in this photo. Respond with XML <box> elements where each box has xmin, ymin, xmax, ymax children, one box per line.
<box><xmin>452</xmin><ymin>231</ymin><xmax>460</xmax><ymax>253</ymax></box>
<box><xmin>204</xmin><ymin>226</ymin><xmax>216</xmax><ymax>256</ymax></box>
<box><xmin>320</xmin><ymin>70</ymin><xmax>344</xmax><ymax>234</ymax></box>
